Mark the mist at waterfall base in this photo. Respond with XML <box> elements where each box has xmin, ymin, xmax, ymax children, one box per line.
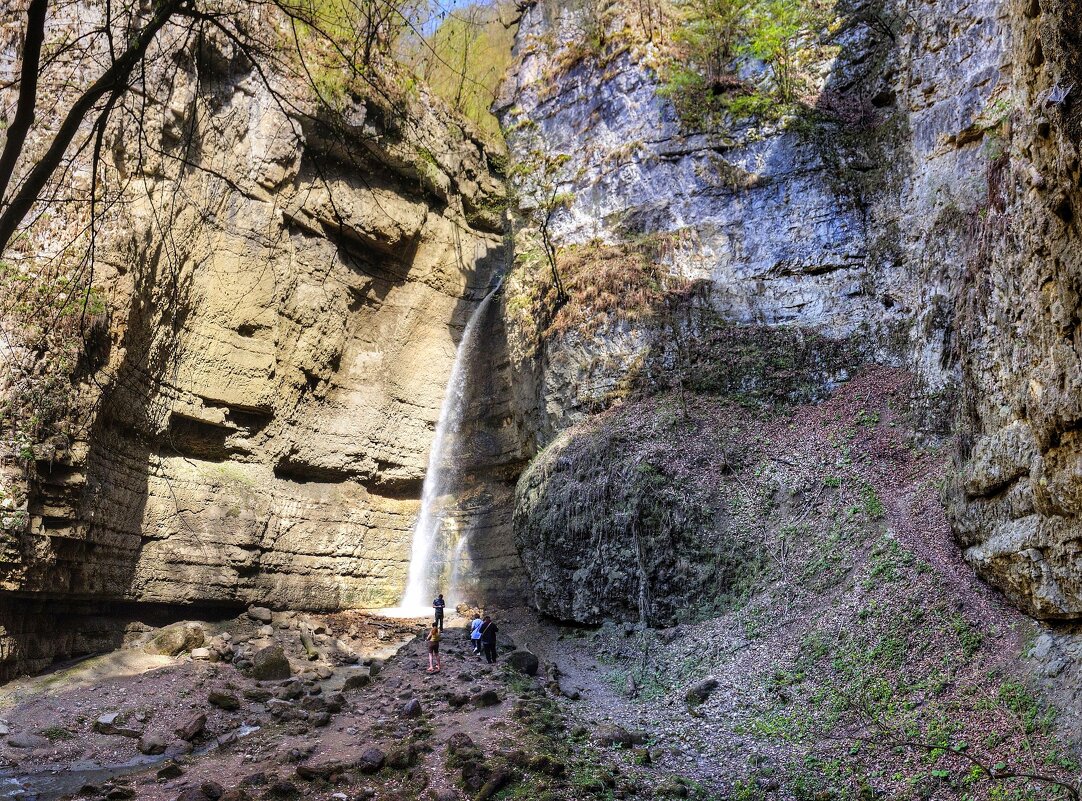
<box><xmin>378</xmin><ymin>285</ymin><xmax>497</xmax><ymax>619</ymax></box>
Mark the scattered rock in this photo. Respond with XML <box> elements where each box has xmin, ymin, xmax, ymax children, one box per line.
<box><xmin>201</xmin><ymin>781</ymin><xmax>224</xmax><ymax>800</ymax></box>
<box><xmin>357</xmin><ymin>746</ymin><xmax>386</xmax><ymax>774</ymax></box>
<box><xmin>249</xmin><ymin>645</ymin><xmax>292</xmax><ymax>681</ymax></box>
<box><xmin>401</xmin><ymin>699</ymin><xmax>423</xmax><ymax>718</ymax></box>
<box><xmin>7</xmin><ymin>731</ymin><xmax>47</xmax><ymax>749</ymax></box>
<box><xmin>470</xmin><ymin>689</ymin><xmax>501</xmax><ymax>708</ymax></box>
<box><xmin>208</xmin><ymin>690</ymin><xmax>241</xmax><ymax>710</ymax></box>
<box><xmin>156</xmin><ymin>762</ymin><xmax>184</xmax><ymax>780</ymax></box>
<box><xmin>557</xmin><ymin>682</ymin><xmax>581</xmax><ymax>700</ymax></box>
<box><xmin>297</xmin><ymin>759</ymin><xmax>351</xmax><ymax>780</ymax></box>
<box><xmin>175</xmin><ymin>713</ymin><xmax>207</xmax><ymax>742</ymax></box>
<box><xmin>247</xmin><ymin>606</ymin><xmax>273</xmax><ymax>623</ymax></box>
<box><xmin>138</xmin><ymin>731</ymin><xmax>170</xmax><ymax>755</ymax></box>
<box><xmin>265</xmin><ymin>781</ymin><xmax>299</xmax><ymax>798</ymax></box>
<box><xmin>191</xmin><ymin>647</ymin><xmax>213</xmax><ymax>660</ymax></box>
<box><xmin>529</xmin><ymin>754</ymin><xmax>566</xmax><ymax>776</ymax></box>
<box><xmin>685</xmin><ymin>677</ymin><xmax>719</xmax><ymax>705</ymax></box>
<box><xmin>164</xmin><ymin>739</ymin><xmax>194</xmax><ymax>759</ymax></box>
<box><xmin>342</xmin><ymin>670</ymin><xmax>371</xmax><ymax>691</ymax></box>
<box><xmin>505</xmin><ymin>649</ymin><xmax>539</xmax><ymax>676</ymax></box>
<box><xmin>595</xmin><ymin>724</ymin><xmax>645</xmax><ymax>748</ymax></box>
<box><xmin>92</xmin><ymin>712</ymin><xmax>141</xmax><ymax>738</ymax></box>
<box><xmin>475</xmin><ymin>767</ymin><xmax>510</xmax><ymax>800</ymax></box>
<box><xmin>145</xmin><ymin>622</ymin><xmax>205</xmax><ymax>656</ymax></box>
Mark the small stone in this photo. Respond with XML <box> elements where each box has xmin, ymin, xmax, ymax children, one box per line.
<box><xmin>239</xmin><ymin>772</ymin><xmax>267</xmax><ymax>787</ymax></box>
<box><xmin>175</xmin><ymin>713</ymin><xmax>207</xmax><ymax>742</ymax></box>
<box><xmin>208</xmin><ymin>690</ymin><xmax>241</xmax><ymax>710</ymax></box>
<box><xmin>138</xmin><ymin>731</ymin><xmax>170</xmax><ymax>755</ymax></box>
<box><xmin>94</xmin><ymin>712</ymin><xmax>122</xmax><ymax>734</ymax></box>
<box><xmin>470</xmin><ymin>689</ymin><xmax>501</xmax><ymax>708</ymax></box>
<box><xmin>190</xmin><ymin>647</ymin><xmax>212</xmax><ymax>660</ymax></box>
<box><xmin>156</xmin><ymin>762</ymin><xmax>183</xmax><ymax>780</ymax></box>
<box><xmin>265</xmin><ymin>781</ymin><xmax>298</xmax><ymax>798</ymax></box>
<box><xmin>342</xmin><ymin>670</ymin><xmax>371</xmax><ymax>691</ymax></box>
<box><xmin>401</xmin><ymin>699</ymin><xmax>422</xmax><ymax>718</ymax></box>
<box><xmin>7</xmin><ymin>731</ymin><xmax>47</xmax><ymax>749</ymax></box>
<box><xmin>247</xmin><ymin>606</ymin><xmax>273</xmax><ymax>623</ymax></box>
<box><xmin>357</xmin><ymin>746</ymin><xmax>386</xmax><ymax>774</ymax></box>
<box><xmin>164</xmin><ymin>739</ymin><xmax>194</xmax><ymax>759</ymax></box>
<box><xmin>595</xmin><ymin>724</ymin><xmax>644</xmax><ymax>748</ymax></box>
<box><xmin>684</xmin><ymin>678</ymin><xmax>719</xmax><ymax>705</ymax></box>
<box><xmin>200</xmin><ymin>780</ymin><xmax>224</xmax><ymax>799</ymax></box>
<box><xmin>557</xmin><ymin>682</ymin><xmax>581</xmax><ymax>700</ymax></box>
<box><xmin>476</xmin><ymin>767</ymin><xmax>510</xmax><ymax>800</ymax></box>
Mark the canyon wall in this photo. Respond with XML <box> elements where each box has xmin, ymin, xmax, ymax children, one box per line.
<box><xmin>0</xmin><ymin>22</ymin><xmax>528</xmax><ymax>676</ymax></box>
<box><xmin>946</xmin><ymin>0</ymin><xmax>1082</xmax><ymax>621</ymax></box>
<box><xmin>500</xmin><ymin>0</ymin><xmax>1073</xmax><ymax>624</ymax></box>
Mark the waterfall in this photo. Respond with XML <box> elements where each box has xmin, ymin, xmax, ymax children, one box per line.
<box><xmin>388</xmin><ymin>283</ymin><xmax>498</xmax><ymax>616</ymax></box>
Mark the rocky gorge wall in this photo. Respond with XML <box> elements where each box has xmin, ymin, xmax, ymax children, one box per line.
<box><xmin>0</xmin><ymin>18</ymin><xmax>529</xmax><ymax>676</ymax></box>
<box><xmin>946</xmin><ymin>0</ymin><xmax>1082</xmax><ymax>621</ymax></box>
<box><xmin>498</xmin><ymin>0</ymin><xmax>1070</xmax><ymax>625</ymax></box>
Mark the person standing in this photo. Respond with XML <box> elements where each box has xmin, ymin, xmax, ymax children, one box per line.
<box><xmin>426</xmin><ymin>624</ymin><xmax>441</xmax><ymax>673</ymax></box>
<box><xmin>479</xmin><ymin>615</ymin><xmax>499</xmax><ymax>664</ymax></box>
<box><xmin>433</xmin><ymin>593</ymin><xmax>446</xmax><ymax>631</ymax></box>
<box><xmin>469</xmin><ymin>613</ymin><xmax>483</xmax><ymax>656</ymax></box>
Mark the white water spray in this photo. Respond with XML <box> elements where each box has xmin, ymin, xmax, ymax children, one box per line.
<box><xmin>384</xmin><ymin>284</ymin><xmax>498</xmax><ymax>617</ymax></box>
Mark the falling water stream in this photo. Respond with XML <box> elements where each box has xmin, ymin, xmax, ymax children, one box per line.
<box><xmin>382</xmin><ymin>282</ymin><xmax>498</xmax><ymax>617</ymax></box>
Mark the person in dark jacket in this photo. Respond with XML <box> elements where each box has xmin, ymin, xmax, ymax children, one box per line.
<box><xmin>479</xmin><ymin>615</ymin><xmax>498</xmax><ymax>664</ymax></box>
<box><xmin>433</xmin><ymin>593</ymin><xmax>445</xmax><ymax>631</ymax></box>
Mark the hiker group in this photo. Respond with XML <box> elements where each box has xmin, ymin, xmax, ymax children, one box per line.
<box><xmin>424</xmin><ymin>593</ymin><xmax>500</xmax><ymax>673</ymax></box>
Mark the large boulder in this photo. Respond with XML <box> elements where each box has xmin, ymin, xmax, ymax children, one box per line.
<box><xmin>505</xmin><ymin>649</ymin><xmax>539</xmax><ymax>676</ymax></box>
<box><xmin>248</xmin><ymin>645</ymin><xmax>291</xmax><ymax>680</ymax></box>
<box><xmin>145</xmin><ymin>623</ymin><xmax>205</xmax><ymax>656</ymax></box>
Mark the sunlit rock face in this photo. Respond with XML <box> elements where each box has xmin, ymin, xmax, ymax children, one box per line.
<box><xmin>498</xmin><ymin>0</ymin><xmax>1082</xmax><ymax>624</ymax></box>
<box><xmin>0</xmin><ymin>23</ymin><xmax>529</xmax><ymax>680</ymax></box>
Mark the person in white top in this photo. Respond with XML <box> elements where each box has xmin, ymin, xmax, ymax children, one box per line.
<box><xmin>469</xmin><ymin>613</ymin><xmax>483</xmax><ymax>656</ymax></box>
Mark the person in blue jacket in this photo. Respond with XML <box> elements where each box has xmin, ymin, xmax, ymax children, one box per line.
<box><xmin>469</xmin><ymin>613</ymin><xmax>483</xmax><ymax>656</ymax></box>
<box><xmin>433</xmin><ymin>593</ymin><xmax>446</xmax><ymax>631</ymax></box>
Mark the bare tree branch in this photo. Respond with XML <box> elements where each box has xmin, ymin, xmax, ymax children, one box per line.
<box><xmin>0</xmin><ymin>0</ymin><xmax>49</xmax><ymax>209</ymax></box>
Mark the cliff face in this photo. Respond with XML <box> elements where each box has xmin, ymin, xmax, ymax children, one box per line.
<box><xmin>947</xmin><ymin>0</ymin><xmax>1082</xmax><ymax>621</ymax></box>
<box><xmin>0</xmin><ymin>24</ymin><xmax>527</xmax><ymax>675</ymax></box>
<box><xmin>499</xmin><ymin>0</ymin><xmax>1065</xmax><ymax>624</ymax></box>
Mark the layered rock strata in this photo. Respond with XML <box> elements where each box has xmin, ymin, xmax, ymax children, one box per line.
<box><xmin>1</xmin><ymin>25</ymin><xmax>528</xmax><ymax>676</ymax></box>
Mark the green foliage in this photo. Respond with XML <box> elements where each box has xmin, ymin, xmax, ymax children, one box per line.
<box><xmin>860</xmin><ymin>482</ymin><xmax>884</xmax><ymax>520</ymax></box>
<box><xmin>411</xmin><ymin>2</ymin><xmax>517</xmax><ymax>142</ymax></box>
<box><xmin>662</xmin><ymin>0</ymin><xmax>831</xmax><ymax>129</ymax></box>
<box><xmin>996</xmin><ymin>681</ymin><xmax>1056</xmax><ymax>736</ymax></box>
<box><xmin>39</xmin><ymin>726</ymin><xmax>75</xmax><ymax>741</ymax></box>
